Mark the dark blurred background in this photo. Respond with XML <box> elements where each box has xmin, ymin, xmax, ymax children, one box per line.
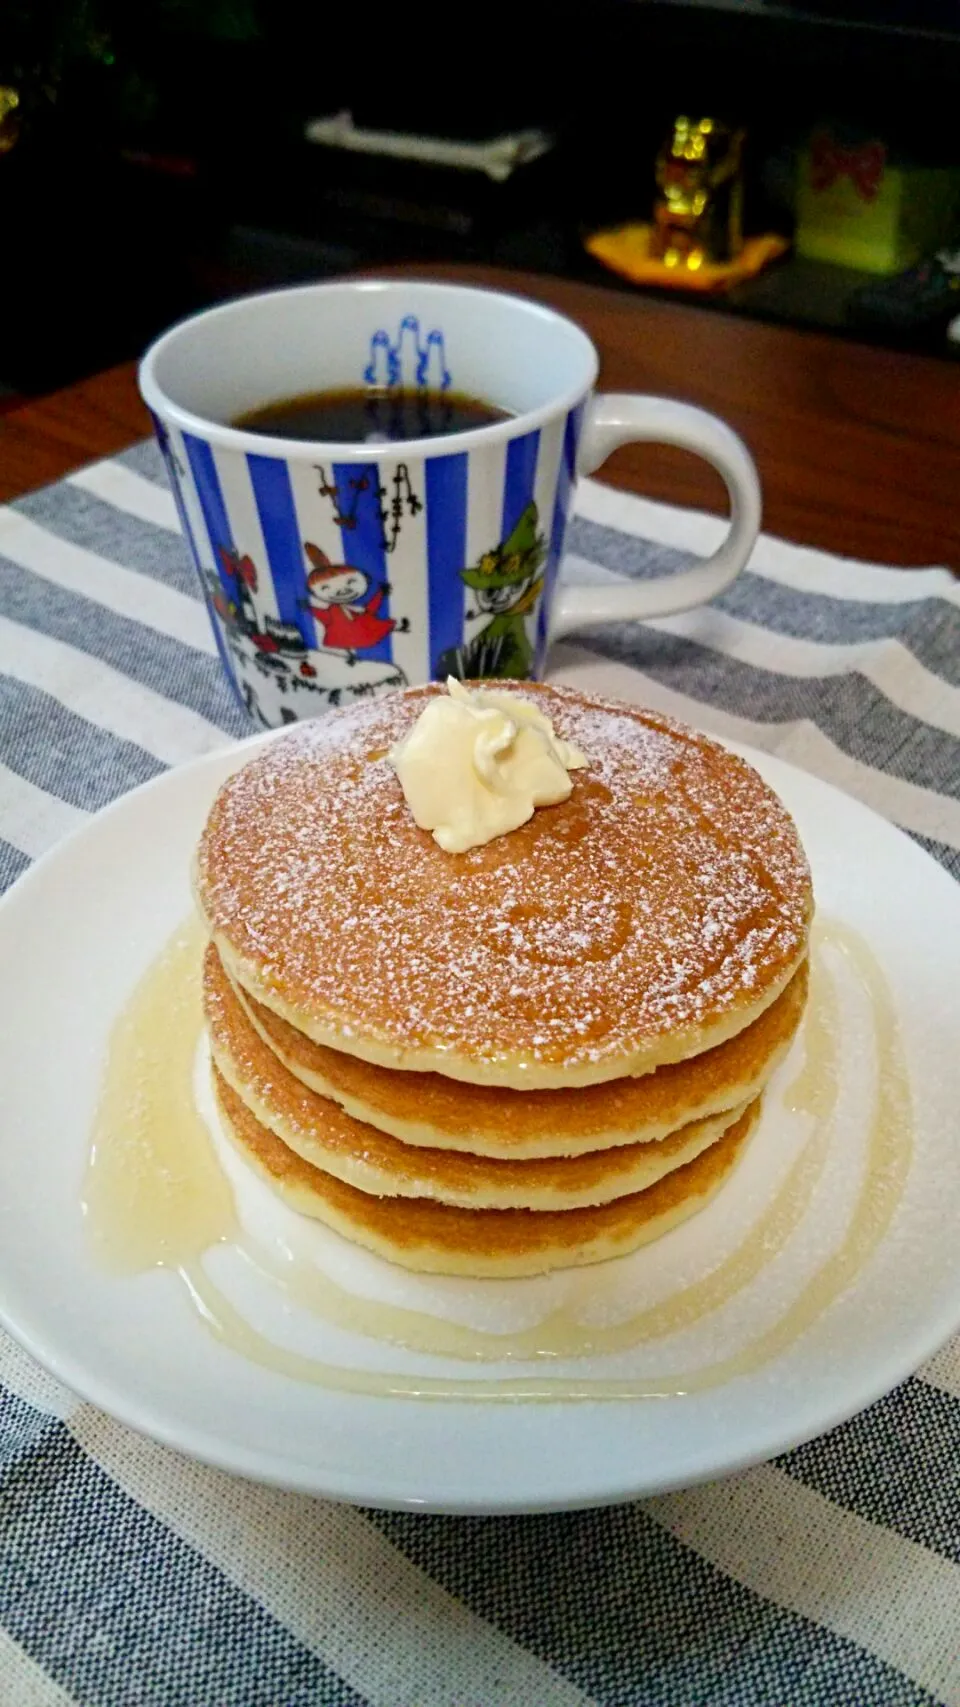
<box><xmin>5</xmin><ymin>0</ymin><xmax>960</xmax><ymax>402</ymax></box>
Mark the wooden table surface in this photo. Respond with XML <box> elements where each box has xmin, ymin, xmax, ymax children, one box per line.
<box><xmin>1</xmin><ymin>264</ymin><xmax>956</xmax><ymax>570</ymax></box>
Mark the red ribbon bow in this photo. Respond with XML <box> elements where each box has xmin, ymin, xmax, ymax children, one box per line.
<box><xmin>218</xmin><ymin>546</ymin><xmax>258</xmax><ymax>590</ymax></box>
<box><xmin>810</xmin><ymin>132</ymin><xmax>886</xmax><ymax>202</ymax></box>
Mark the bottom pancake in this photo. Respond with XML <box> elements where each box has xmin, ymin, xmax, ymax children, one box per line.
<box><xmin>212</xmin><ymin>1067</ymin><xmax>762</xmax><ymax>1278</ymax></box>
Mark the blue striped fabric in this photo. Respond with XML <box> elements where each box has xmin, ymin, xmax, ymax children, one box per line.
<box><xmin>0</xmin><ymin>838</ymin><xmax>28</xmax><ymax>892</ymax></box>
<box><xmin>1</xmin><ymin>439</ymin><xmax>959</xmax><ymax>1707</ymax></box>
<box><xmin>367</xmin><ymin>1504</ymin><xmax>940</xmax><ymax>1707</ymax></box>
<box><xmin>0</xmin><ymin>1395</ymin><xmax>368</xmax><ymax>1707</ymax></box>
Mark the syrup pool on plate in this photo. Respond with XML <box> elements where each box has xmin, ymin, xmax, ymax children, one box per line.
<box><xmin>82</xmin><ymin>915</ymin><xmax>912</xmax><ymax>1401</ymax></box>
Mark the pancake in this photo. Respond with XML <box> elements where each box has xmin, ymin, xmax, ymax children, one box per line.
<box><xmin>212</xmin><ymin>1067</ymin><xmax>762</xmax><ymax>1276</ymax></box>
<box><xmin>196</xmin><ymin>683</ymin><xmax>813</xmax><ymax>1089</ymax></box>
<box><xmin>204</xmin><ymin>941</ymin><xmax>750</xmax><ymax>1209</ymax></box>
<box><xmin>225</xmin><ymin>947</ymin><xmax>808</xmax><ymax>1158</ymax></box>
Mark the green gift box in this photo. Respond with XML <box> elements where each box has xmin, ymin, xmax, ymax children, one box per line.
<box><xmin>797</xmin><ymin>129</ymin><xmax>960</xmax><ymax>274</ymax></box>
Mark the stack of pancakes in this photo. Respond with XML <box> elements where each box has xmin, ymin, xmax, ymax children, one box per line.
<box><xmin>194</xmin><ymin>684</ymin><xmax>813</xmax><ymax>1277</ymax></box>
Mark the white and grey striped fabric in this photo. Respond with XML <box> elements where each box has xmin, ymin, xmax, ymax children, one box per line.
<box><xmin>1</xmin><ymin>440</ymin><xmax>959</xmax><ymax>1707</ymax></box>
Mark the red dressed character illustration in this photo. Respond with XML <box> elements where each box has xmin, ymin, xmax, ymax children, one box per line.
<box><xmin>302</xmin><ymin>543</ymin><xmax>409</xmax><ymax>663</ymax></box>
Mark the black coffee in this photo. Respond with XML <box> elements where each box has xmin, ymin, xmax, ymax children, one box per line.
<box><xmin>236</xmin><ymin>386</ymin><xmax>512</xmax><ymax>444</ymax></box>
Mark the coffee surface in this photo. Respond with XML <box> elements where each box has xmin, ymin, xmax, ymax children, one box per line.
<box><xmin>236</xmin><ymin>387</ymin><xmax>511</xmax><ymax>444</ymax></box>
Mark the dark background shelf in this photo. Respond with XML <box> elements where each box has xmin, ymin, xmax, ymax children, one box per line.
<box><xmin>632</xmin><ymin>0</ymin><xmax>960</xmax><ymax>37</ymax></box>
<box><xmin>5</xmin><ymin>0</ymin><xmax>960</xmax><ymax>397</ymax></box>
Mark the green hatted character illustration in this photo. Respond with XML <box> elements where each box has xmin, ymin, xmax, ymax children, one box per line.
<box><xmin>436</xmin><ymin>502</ymin><xmax>546</xmax><ymax>681</ymax></box>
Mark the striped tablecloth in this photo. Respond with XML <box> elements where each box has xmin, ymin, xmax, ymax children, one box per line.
<box><xmin>1</xmin><ymin>439</ymin><xmax>959</xmax><ymax>1707</ymax></box>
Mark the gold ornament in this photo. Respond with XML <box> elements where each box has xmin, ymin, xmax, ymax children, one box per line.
<box><xmin>0</xmin><ymin>87</ymin><xmax>20</xmax><ymax>155</ymax></box>
<box><xmin>651</xmin><ymin>116</ymin><xmax>745</xmax><ymax>271</ymax></box>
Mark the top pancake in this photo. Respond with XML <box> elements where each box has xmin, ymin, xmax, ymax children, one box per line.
<box><xmin>196</xmin><ymin>683</ymin><xmax>813</xmax><ymax>1089</ymax></box>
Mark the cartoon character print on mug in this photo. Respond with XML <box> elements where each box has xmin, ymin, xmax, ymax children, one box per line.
<box><xmin>301</xmin><ymin>544</ymin><xmax>410</xmax><ymax>661</ymax></box>
<box><xmin>437</xmin><ymin>502</ymin><xmax>546</xmax><ymax>682</ymax></box>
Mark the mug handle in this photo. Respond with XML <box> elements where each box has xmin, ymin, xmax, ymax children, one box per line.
<box><xmin>549</xmin><ymin>394</ymin><xmax>762</xmax><ymax>641</ymax></box>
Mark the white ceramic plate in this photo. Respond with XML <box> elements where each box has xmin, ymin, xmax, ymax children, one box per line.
<box><xmin>0</xmin><ymin>724</ymin><xmax>958</xmax><ymax>1514</ymax></box>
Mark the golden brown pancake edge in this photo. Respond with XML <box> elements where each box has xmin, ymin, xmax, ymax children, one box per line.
<box><xmin>204</xmin><ymin>940</ymin><xmax>753</xmax><ymax>1209</ymax></box>
<box><xmin>224</xmin><ymin>946</ymin><xmax>808</xmax><ymax>1157</ymax></box>
<box><xmin>212</xmin><ymin>1067</ymin><xmax>763</xmax><ymax>1277</ymax></box>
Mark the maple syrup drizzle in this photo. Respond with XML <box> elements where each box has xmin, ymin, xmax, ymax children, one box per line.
<box><xmin>83</xmin><ymin>915</ymin><xmax>911</xmax><ymax>1400</ymax></box>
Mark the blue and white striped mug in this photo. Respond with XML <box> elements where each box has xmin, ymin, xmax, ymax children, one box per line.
<box><xmin>140</xmin><ymin>279</ymin><xmax>761</xmax><ymax>727</ymax></box>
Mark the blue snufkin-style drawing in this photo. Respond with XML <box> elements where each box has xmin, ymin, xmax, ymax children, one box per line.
<box><xmin>364</xmin><ymin>316</ymin><xmax>451</xmax><ymax>391</ymax></box>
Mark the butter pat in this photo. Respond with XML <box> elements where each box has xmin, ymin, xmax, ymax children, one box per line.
<box><xmin>389</xmin><ymin>679</ymin><xmax>586</xmax><ymax>853</ymax></box>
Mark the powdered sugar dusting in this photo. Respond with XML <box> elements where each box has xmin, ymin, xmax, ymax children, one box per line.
<box><xmin>196</xmin><ymin>685</ymin><xmax>812</xmax><ymax>1072</ymax></box>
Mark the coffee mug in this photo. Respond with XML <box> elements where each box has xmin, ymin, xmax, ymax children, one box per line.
<box><xmin>140</xmin><ymin>279</ymin><xmax>760</xmax><ymax>727</ymax></box>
